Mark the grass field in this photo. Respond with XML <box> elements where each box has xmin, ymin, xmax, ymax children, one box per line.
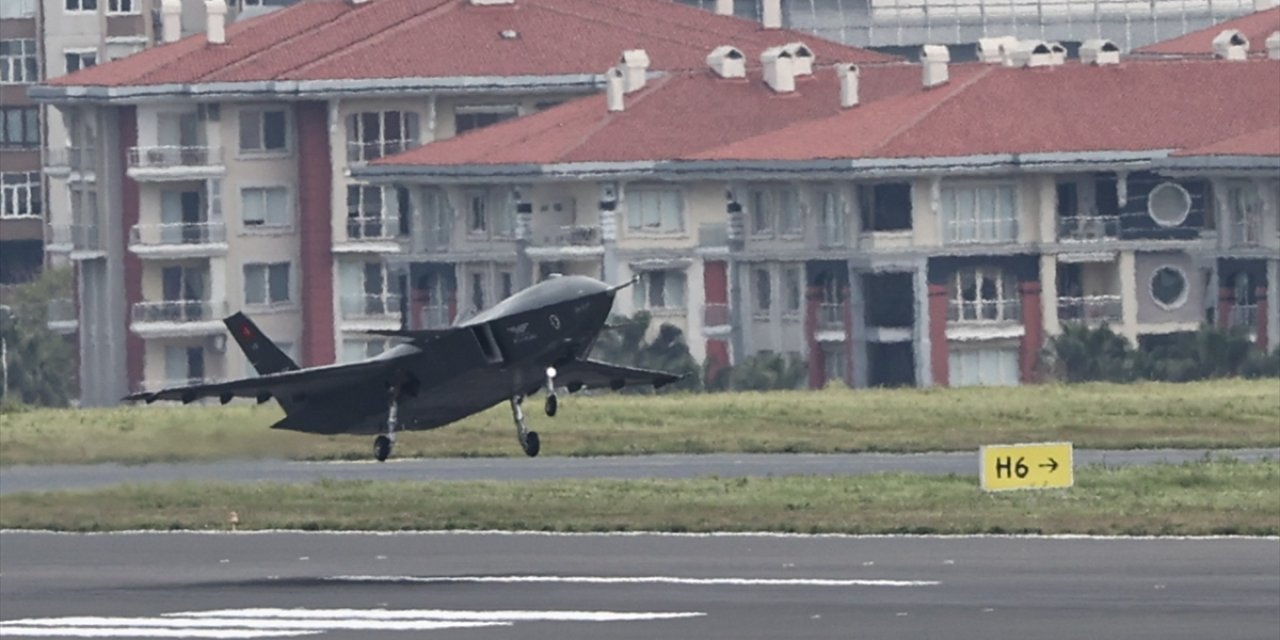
<box><xmin>1</xmin><ymin>379</ymin><xmax>1277</xmax><ymax>466</ymax></box>
<box><xmin>1</xmin><ymin>460</ymin><xmax>1274</xmax><ymax>535</ymax></box>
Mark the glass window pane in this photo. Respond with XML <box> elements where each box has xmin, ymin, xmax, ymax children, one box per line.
<box><xmin>264</xmin><ymin>111</ymin><xmax>286</xmax><ymax>149</ymax></box>
<box><xmin>239</xmin><ymin>111</ymin><xmax>260</xmax><ymax>150</ymax></box>
<box><xmin>268</xmin><ymin>263</ymin><xmax>289</xmax><ymax>302</ymax></box>
<box><xmin>244</xmin><ymin>265</ymin><xmax>265</xmax><ymax>304</ymax></box>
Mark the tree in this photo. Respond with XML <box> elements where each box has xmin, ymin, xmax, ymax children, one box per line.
<box><xmin>726</xmin><ymin>352</ymin><xmax>808</xmax><ymax>391</ymax></box>
<box><xmin>0</xmin><ymin>268</ymin><xmax>75</xmax><ymax>407</ymax></box>
<box><xmin>589</xmin><ymin>311</ymin><xmax>701</xmax><ymax>393</ymax></box>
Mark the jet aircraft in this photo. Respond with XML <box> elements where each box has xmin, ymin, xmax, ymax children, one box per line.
<box><xmin>126</xmin><ymin>275</ymin><xmax>681</xmax><ymax>461</ymax></box>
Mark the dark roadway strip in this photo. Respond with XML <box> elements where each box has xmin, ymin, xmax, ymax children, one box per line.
<box><xmin>0</xmin><ymin>448</ymin><xmax>1275</xmax><ymax>494</ymax></box>
<box><xmin>0</xmin><ymin>531</ymin><xmax>1277</xmax><ymax>640</ymax></box>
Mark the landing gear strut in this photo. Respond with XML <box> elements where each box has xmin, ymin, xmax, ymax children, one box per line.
<box><xmin>374</xmin><ymin>386</ymin><xmax>399</xmax><ymax>462</ymax></box>
<box><xmin>511</xmin><ymin>395</ymin><xmax>540</xmax><ymax>457</ymax></box>
<box><xmin>544</xmin><ymin>366</ymin><xmax>558</xmax><ymax>417</ymax></box>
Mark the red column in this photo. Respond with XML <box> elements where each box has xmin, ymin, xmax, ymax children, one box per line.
<box><xmin>119</xmin><ymin>106</ymin><xmax>144</xmax><ymax>392</ymax></box>
<box><xmin>1217</xmin><ymin>286</ymin><xmax>1235</xmax><ymax>330</ymax></box>
<box><xmin>1019</xmin><ymin>281</ymin><xmax>1043</xmax><ymax>384</ymax></box>
<box><xmin>296</xmin><ymin>102</ymin><xmax>335</xmax><ymax>366</ymax></box>
<box><xmin>703</xmin><ymin>260</ymin><xmax>727</xmax><ymax>304</ymax></box>
<box><xmin>705</xmin><ymin>339</ymin><xmax>730</xmax><ymax>383</ymax></box>
<box><xmin>1255</xmin><ymin>285</ymin><xmax>1269</xmax><ymax>352</ymax></box>
<box><xmin>805</xmin><ymin>285</ymin><xmax>824</xmax><ymax>389</ymax></box>
<box><xmin>841</xmin><ymin>285</ymin><xmax>854</xmax><ymax>386</ymax></box>
<box><xmin>928</xmin><ymin>283</ymin><xmax>949</xmax><ymax>387</ymax></box>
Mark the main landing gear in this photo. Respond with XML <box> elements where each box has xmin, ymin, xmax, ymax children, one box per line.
<box><xmin>510</xmin><ymin>395</ymin><xmax>540</xmax><ymax>457</ymax></box>
<box><xmin>374</xmin><ymin>385</ymin><xmax>399</xmax><ymax>462</ymax></box>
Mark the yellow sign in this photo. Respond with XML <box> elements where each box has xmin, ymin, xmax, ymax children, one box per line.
<box><xmin>980</xmin><ymin>442</ymin><xmax>1074</xmax><ymax>492</ymax></box>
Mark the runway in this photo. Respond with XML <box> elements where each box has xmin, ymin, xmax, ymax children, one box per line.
<box><xmin>2</xmin><ymin>448</ymin><xmax>1276</xmax><ymax>494</ymax></box>
<box><xmin>1</xmin><ymin>531</ymin><xmax>1277</xmax><ymax>639</ymax></box>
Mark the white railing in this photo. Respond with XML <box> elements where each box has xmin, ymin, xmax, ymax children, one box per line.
<box><xmin>1059</xmin><ymin>215</ymin><xmax>1120</xmax><ymax>242</ymax></box>
<box><xmin>346</xmin><ymin>138</ymin><xmax>417</xmax><ymax>163</ymax></box>
<box><xmin>1058</xmin><ymin>295</ymin><xmax>1122</xmax><ymax>326</ymax></box>
<box><xmin>346</xmin><ymin>216</ymin><xmax>401</xmax><ymax>241</ymax></box>
<box><xmin>535</xmin><ymin>225</ymin><xmax>601</xmax><ymax>247</ymax></box>
<box><xmin>130</xmin><ymin>222</ymin><xmax>226</xmax><ymax>247</ymax></box>
<box><xmin>131</xmin><ymin>300</ymin><xmax>225</xmax><ymax>324</ymax></box>
<box><xmin>948</xmin><ymin>298</ymin><xmax>1022</xmax><ymax>323</ymax></box>
<box><xmin>944</xmin><ymin>217</ymin><xmax>1018</xmax><ymax>244</ymax></box>
<box><xmin>419</xmin><ymin>304</ymin><xmax>452</xmax><ymax>329</ymax></box>
<box><xmin>818</xmin><ymin>302</ymin><xmax>844</xmax><ymax>331</ymax></box>
<box><xmin>341</xmin><ymin>293</ymin><xmax>402</xmax><ymax>320</ymax></box>
<box><xmin>127</xmin><ymin>146</ymin><xmax>221</xmax><ymax>169</ymax></box>
<box><xmin>1230</xmin><ymin>304</ymin><xmax>1258</xmax><ymax>331</ymax></box>
<box><xmin>703</xmin><ymin>303</ymin><xmax>730</xmax><ymax>327</ymax></box>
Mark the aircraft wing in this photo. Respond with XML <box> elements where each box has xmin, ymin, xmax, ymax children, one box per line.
<box><xmin>124</xmin><ymin>359</ymin><xmax>395</xmax><ymax>405</ymax></box>
<box><xmin>557</xmin><ymin>359</ymin><xmax>682</xmax><ymax>392</ymax></box>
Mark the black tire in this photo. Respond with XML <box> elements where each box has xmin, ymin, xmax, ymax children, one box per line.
<box><xmin>373</xmin><ymin>435</ymin><xmax>392</xmax><ymax>462</ymax></box>
<box><xmin>523</xmin><ymin>431</ymin><xmax>541</xmax><ymax>458</ymax></box>
<box><xmin>545</xmin><ymin>394</ymin><xmax>558</xmax><ymax>417</ymax></box>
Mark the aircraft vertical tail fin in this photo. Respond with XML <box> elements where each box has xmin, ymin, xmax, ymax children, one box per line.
<box><xmin>224</xmin><ymin>312</ymin><xmax>300</xmax><ymax>376</ymax></box>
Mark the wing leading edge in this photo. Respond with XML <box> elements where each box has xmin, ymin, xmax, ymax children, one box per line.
<box><xmin>124</xmin><ymin>359</ymin><xmax>394</xmax><ymax>406</ymax></box>
<box><xmin>557</xmin><ymin>359</ymin><xmax>682</xmax><ymax>392</ymax></box>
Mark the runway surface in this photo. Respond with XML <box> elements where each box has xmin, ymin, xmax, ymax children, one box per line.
<box><xmin>1</xmin><ymin>531</ymin><xmax>1277</xmax><ymax>639</ymax></box>
<box><xmin>2</xmin><ymin>448</ymin><xmax>1276</xmax><ymax>494</ymax></box>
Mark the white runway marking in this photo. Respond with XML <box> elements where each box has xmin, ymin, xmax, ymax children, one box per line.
<box><xmin>326</xmin><ymin>574</ymin><xmax>940</xmax><ymax>587</ymax></box>
<box><xmin>0</xmin><ymin>608</ymin><xmax>702</xmax><ymax>638</ymax></box>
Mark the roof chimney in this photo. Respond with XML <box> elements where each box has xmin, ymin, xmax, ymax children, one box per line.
<box><xmin>1213</xmin><ymin>29</ymin><xmax>1250</xmax><ymax>60</ymax></box>
<box><xmin>707</xmin><ymin>45</ymin><xmax>746</xmax><ymax>79</ymax></box>
<box><xmin>1268</xmin><ymin>31</ymin><xmax>1280</xmax><ymax>60</ymax></box>
<box><xmin>1080</xmin><ymin>39</ymin><xmax>1120</xmax><ymax>65</ymax></box>
<box><xmin>920</xmin><ymin>44</ymin><xmax>949</xmax><ymax>89</ymax></box>
<box><xmin>618</xmin><ymin>49</ymin><xmax>650</xmax><ymax>93</ymax></box>
<box><xmin>836</xmin><ymin>63</ymin><xmax>859</xmax><ymax>108</ymax></box>
<box><xmin>161</xmin><ymin>0</ymin><xmax>181</xmax><ymax>43</ymax></box>
<box><xmin>1010</xmin><ymin>40</ymin><xmax>1057</xmax><ymax>67</ymax></box>
<box><xmin>761</xmin><ymin>46</ymin><xmax>795</xmax><ymax>93</ymax></box>
<box><xmin>975</xmin><ymin>36</ymin><xmax>1017</xmax><ymax>64</ymax></box>
<box><xmin>205</xmin><ymin>0</ymin><xmax>227</xmax><ymax>45</ymax></box>
<box><xmin>714</xmin><ymin>0</ymin><xmax>732</xmax><ymax>15</ymax></box>
<box><xmin>784</xmin><ymin>42</ymin><xmax>814</xmax><ymax>77</ymax></box>
<box><xmin>606</xmin><ymin>67</ymin><xmax>625</xmax><ymax>112</ymax></box>
<box><xmin>761</xmin><ymin>0</ymin><xmax>781</xmax><ymax>28</ymax></box>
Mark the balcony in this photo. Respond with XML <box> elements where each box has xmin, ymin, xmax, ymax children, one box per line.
<box><xmin>130</xmin><ymin>299</ymin><xmax>227</xmax><ymax>338</ymax></box>
<box><xmin>46</xmin><ymin>298</ymin><xmax>78</xmax><ymax>334</ymax></box>
<box><xmin>943</xmin><ymin>217</ymin><xmax>1018</xmax><ymax>245</ymax></box>
<box><xmin>1058</xmin><ymin>295</ymin><xmax>1122</xmax><ymax>327</ymax></box>
<box><xmin>527</xmin><ymin>225</ymin><xmax>604</xmax><ymax>259</ymax></box>
<box><xmin>1228</xmin><ymin>216</ymin><xmax>1262</xmax><ymax>248</ymax></box>
<box><xmin>49</xmin><ymin>224</ymin><xmax>104</xmax><ymax>258</ymax></box>
<box><xmin>126</xmin><ymin>146</ymin><xmax>226</xmax><ymax>181</ymax></box>
<box><xmin>419</xmin><ymin>304</ymin><xmax>452</xmax><ymax>329</ymax></box>
<box><xmin>129</xmin><ymin>222</ymin><xmax>228</xmax><ymax>258</ymax></box>
<box><xmin>346</xmin><ymin>139</ymin><xmax>419</xmax><ymax>165</ymax></box>
<box><xmin>43</xmin><ymin>147</ymin><xmax>94</xmax><ymax>178</ymax></box>
<box><xmin>946</xmin><ymin>298</ymin><xmax>1024</xmax><ymax>341</ymax></box>
<box><xmin>1058</xmin><ymin>215</ymin><xmax>1120</xmax><ymax>242</ymax></box>
<box><xmin>336</xmin><ymin>216</ymin><xmax>403</xmax><ymax>254</ymax></box>
<box><xmin>340</xmin><ymin>293</ymin><xmax>402</xmax><ymax>330</ymax></box>
<box><xmin>817</xmin><ymin>302</ymin><xmax>845</xmax><ymax>332</ymax></box>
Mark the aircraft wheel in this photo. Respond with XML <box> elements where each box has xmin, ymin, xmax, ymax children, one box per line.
<box><xmin>544</xmin><ymin>394</ymin><xmax>558</xmax><ymax>417</ymax></box>
<box><xmin>523</xmin><ymin>431</ymin><xmax>541</xmax><ymax>458</ymax></box>
<box><xmin>374</xmin><ymin>435</ymin><xmax>392</xmax><ymax>462</ymax></box>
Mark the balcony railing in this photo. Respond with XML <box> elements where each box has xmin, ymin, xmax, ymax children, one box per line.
<box><xmin>947</xmin><ymin>298</ymin><xmax>1022</xmax><ymax>323</ymax></box>
<box><xmin>534</xmin><ymin>225</ymin><xmax>601</xmax><ymax>247</ymax></box>
<box><xmin>131</xmin><ymin>300</ymin><xmax>224</xmax><ymax>324</ymax></box>
<box><xmin>346</xmin><ymin>216</ymin><xmax>401</xmax><ymax>241</ymax></box>
<box><xmin>818</xmin><ymin>302</ymin><xmax>845</xmax><ymax>331</ymax></box>
<box><xmin>346</xmin><ymin>139</ymin><xmax>416</xmax><ymax>163</ymax></box>
<box><xmin>703</xmin><ymin>303</ymin><xmax>730</xmax><ymax>327</ymax></box>
<box><xmin>341</xmin><ymin>293</ymin><xmax>403</xmax><ymax>320</ymax></box>
<box><xmin>127</xmin><ymin>146</ymin><xmax>221</xmax><ymax>170</ymax></box>
<box><xmin>1230</xmin><ymin>304</ymin><xmax>1258</xmax><ymax>331</ymax></box>
<box><xmin>419</xmin><ymin>304</ymin><xmax>452</xmax><ymax>329</ymax></box>
<box><xmin>1058</xmin><ymin>215</ymin><xmax>1120</xmax><ymax>242</ymax></box>
<box><xmin>130</xmin><ymin>222</ymin><xmax>226</xmax><ymax>247</ymax></box>
<box><xmin>698</xmin><ymin>222</ymin><xmax>729</xmax><ymax>247</ymax></box>
<box><xmin>1230</xmin><ymin>216</ymin><xmax>1262</xmax><ymax>247</ymax></box>
<box><xmin>1058</xmin><ymin>295</ymin><xmax>1122</xmax><ymax>326</ymax></box>
<box><xmin>943</xmin><ymin>217</ymin><xmax>1018</xmax><ymax>244</ymax></box>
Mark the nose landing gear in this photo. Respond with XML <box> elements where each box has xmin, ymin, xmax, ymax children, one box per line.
<box><xmin>544</xmin><ymin>366</ymin><xmax>558</xmax><ymax>417</ymax></box>
<box><xmin>374</xmin><ymin>385</ymin><xmax>400</xmax><ymax>462</ymax></box>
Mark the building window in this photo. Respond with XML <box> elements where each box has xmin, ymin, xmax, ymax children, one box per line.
<box><xmin>1226</xmin><ymin>182</ymin><xmax>1263</xmax><ymax>246</ymax></box>
<box><xmin>342</xmin><ymin>339</ymin><xmax>390</xmax><ymax>364</ymax></box>
<box><xmin>455</xmin><ymin>104</ymin><xmax>518</xmax><ymax>135</ymax></box>
<box><xmin>783</xmin><ymin>266</ymin><xmax>802</xmax><ymax>314</ymax></box>
<box><xmin>500</xmin><ymin>272</ymin><xmax>513</xmax><ymax>299</ymax></box>
<box><xmin>65</xmin><ymin>0</ymin><xmax>97</xmax><ymax>11</ymax></box>
<box><xmin>244</xmin><ymin>262</ymin><xmax>291</xmax><ymax>306</ymax></box>
<box><xmin>1149</xmin><ymin>266</ymin><xmax>1188</xmax><ymax>310</ymax></box>
<box><xmin>345</xmin><ymin>110</ymin><xmax>419</xmax><ymax>162</ymax></box>
<box><xmin>238</xmin><ymin>107</ymin><xmax>289</xmax><ymax>153</ymax></box>
<box><xmin>626</xmin><ymin>187</ymin><xmax>684</xmax><ymax>233</ymax></box>
<box><xmin>748</xmin><ymin>185</ymin><xmax>800</xmax><ymax>236</ymax></box>
<box><xmin>64</xmin><ymin>50</ymin><xmax>97</xmax><ymax>73</ymax></box>
<box><xmin>241</xmin><ymin>186</ymin><xmax>290</xmax><ymax>228</ymax></box>
<box><xmin>1146</xmin><ymin>182</ymin><xmax>1191</xmax><ymax>228</ymax></box>
<box><xmin>0</xmin><ymin>107</ymin><xmax>39</xmax><ymax>148</ymax></box>
<box><xmin>0</xmin><ymin>0</ymin><xmax>37</xmax><ymax>18</ymax></box>
<box><xmin>1</xmin><ymin>39</ymin><xmax>39</xmax><ymax>84</ymax></box>
<box><xmin>107</xmin><ymin>0</ymin><xmax>137</xmax><ymax>13</ymax></box>
<box><xmin>940</xmin><ymin>184</ymin><xmax>1017</xmax><ymax>243</ymax></box>
<box><xmin>948</xmin><ymin>267</ymin><xmax>1020</xmax><ymax>323</ymax></box>
<box><xmin>1</xmin><ymin>172</ymin><xmax>42</xmax><ymax>218</ymax></box>
<box><xmin>753</xmin><ymin>268</ymin><xmax>771</xmax><ymax>314</ymax></box>
<box><xmin>816</xmin><ymin>189</ymin><xmax>845</xmax><ymax>246</ymax></box>
<box><xmin>949</xmin><ymin>348</ymin><xmax>1019</xmax><ymax>387</ymax></box>
<box><xmin>858</xmin><ymin>182</ymin><xmax>912</xmax><ymax>232</ymax></box>
<box><xmin>465</xmin><ymin>189</ymin><xmax>513</xmax><ymax>237</ymax></box>
<box><xmin>633</xmin><ymin>270</ymin><xmax>686</xmax><ymax>311</ymax></box>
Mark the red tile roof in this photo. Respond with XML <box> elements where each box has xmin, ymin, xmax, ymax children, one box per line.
<box><xmin>48</xmin><ymin>0</ymin><xmax>895</xmax><ymax>88</ymax></box>
<box><xmin>1136</xmin><ymin>7</ymin><xmax>1279</xmax><ymax>56</ymax></box>
<box><xmin>1170</xmin><ymin>125</ymin><xmax>1280</xmax><ymax>157</ymax></box>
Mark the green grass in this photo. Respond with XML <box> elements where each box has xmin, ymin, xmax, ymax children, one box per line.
<box><xmin>2</xmin><ymin>379</ymin><xmax>1277</xmax><ymax>466</ymax></box>
<box><xmin>2</xmin><ymin>460</ymin><xmax>1276</xmax><ymax>535</ymax></box>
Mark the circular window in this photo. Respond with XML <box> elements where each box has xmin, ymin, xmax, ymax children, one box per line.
<box><xmin>1150</xmin><ymin>266</ymin><xmax>1188</xmax><ymax>310</ymax></box>
<box><xmin>1147</xmin><ymin>182</ymin><xmax>1191</xmax><ymax>227</ymax></box>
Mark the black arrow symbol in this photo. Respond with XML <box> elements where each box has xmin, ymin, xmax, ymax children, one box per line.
<box><xmin>1038</xmin><ymin>458</ymin><xmax>1059</xmax><ymax>473</ymax></box>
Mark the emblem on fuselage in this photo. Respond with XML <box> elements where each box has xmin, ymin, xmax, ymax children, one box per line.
<box><xmin>549</xmin><ymin>314</ymin><xmax>562</xmax><ymax>330</ymax></box>
<box><xmin>506</xmin><ymin>321</ymin><xmax>537</xmax><ymax>344</ymax></box>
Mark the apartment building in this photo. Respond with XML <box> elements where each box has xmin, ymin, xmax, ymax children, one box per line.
<box><xmin>30</xmin><ymin>0</ymin><xmax>892</xmax><ymax>405</ymax></box>
<box><xmin>359</xmin><ymin>32</ymin><xmax>1279</xmax><ymax>389</ymax></box>
<box><xmin>1</xmin><ymin>0</ymin><xmax>44</xmax><ymax>291</ymax></box>
<box><xmin>682</xmin><ymin>0</ymin><xmax>1270</xmax><ymax>54</ymax></box>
